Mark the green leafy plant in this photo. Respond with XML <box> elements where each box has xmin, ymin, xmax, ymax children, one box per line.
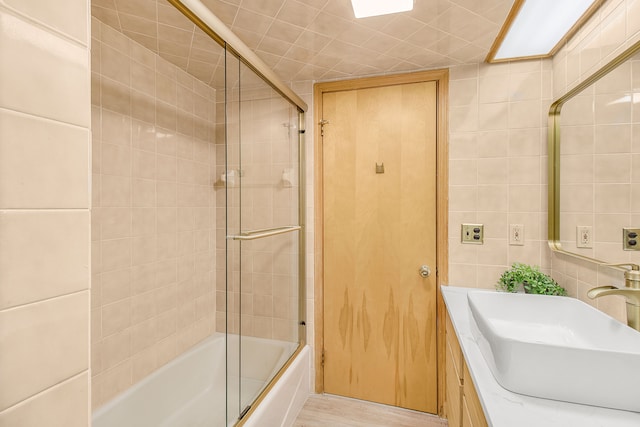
<box><xmin>497</xmin><ymin>263</ymin><xmax>567</xmax><ymax>296</ymax></box>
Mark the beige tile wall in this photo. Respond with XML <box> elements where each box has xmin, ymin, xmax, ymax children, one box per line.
<box><xmin>447</xmin><ymin>59</ymin><xmax>554</xmax><ymax>289</ymax></box>
<box><xmin>0</xmin><ymin>1</ymin><xmax>91</xmax><ymax>426</ymax></box>
<box><xmin>90</xmin><ymin>18</ymin><xmax>217</xmax><ymax>408</ymax></box>
<box><xmin>551</xmin><ymin>0</ymin><xmax>640</xmax><ymax>321</ymax></box>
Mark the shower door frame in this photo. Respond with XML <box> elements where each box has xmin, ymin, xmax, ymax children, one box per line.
<box><xmin>313</xmin><ymin>69</ymin><xmax>450</xmax><ymax>416</ymax></box>
<box><xmin>165</xmin><ymin>1</ymin><xmax>308</xmax><ymax>425</ymax></box>
<box><xmin>229</xmin><ymin>105</ymin><xmax>307</xmax><ymax>426</ymax></box>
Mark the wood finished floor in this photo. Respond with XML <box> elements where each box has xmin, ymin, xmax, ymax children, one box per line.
<box><xmin>293</xmin><ymin>394</ymin><xmax>449</xmax><ymax>427</ymax></box>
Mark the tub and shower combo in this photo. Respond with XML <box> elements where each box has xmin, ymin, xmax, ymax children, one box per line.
<box><xmin>92</xmin><ymin>0</ymin><xmax>310</xmax><ymax>425</ymax></box>
<box><xmin>93</xmin><ymin>334</ymin><xmax>310</xmax><ymax>426</ymax></box>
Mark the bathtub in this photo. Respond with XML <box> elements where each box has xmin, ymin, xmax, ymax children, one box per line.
<box><xmin>92</xmin><ymin>333</ymin><xmax>308</xmax><ymax>427</ymax></box>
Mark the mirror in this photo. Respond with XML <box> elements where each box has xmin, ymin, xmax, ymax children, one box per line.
<box><xmin>549</xmin><ymin>40</ymin><xmax>640</xmax><ymax>263</ymax></box>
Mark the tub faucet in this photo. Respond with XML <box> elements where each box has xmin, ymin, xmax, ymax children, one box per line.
<box><xmin>587</xmin><ymin>263</ymin><xmax>640</xmax><ymax>331</ymax></box>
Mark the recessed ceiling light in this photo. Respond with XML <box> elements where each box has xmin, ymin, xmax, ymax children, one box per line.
<box><xmin>350</xmin><ymin>0</ymin><xmax>413</xmax><ymax>19</ymax></box>
<box><xmin>487</xmin><ymin>0</ymin><xmax>602</xmax><ymax>62</ymax></box>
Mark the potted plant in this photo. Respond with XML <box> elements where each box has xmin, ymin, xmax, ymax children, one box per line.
<box><xmin>497</xmin><ymin>263</ymin><xmax>567</xmax><ymax>296</ymax></box>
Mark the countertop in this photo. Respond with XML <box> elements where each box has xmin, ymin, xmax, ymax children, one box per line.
<box><xmin>441</xmin><ymin>286</ymin><xmax>640</xmax><ymax>427</ymax></box>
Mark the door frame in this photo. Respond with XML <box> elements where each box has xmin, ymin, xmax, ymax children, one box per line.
<box><xmin>313</xmin><ymin>69</ymin><xmax>449</xmax><ymax>415</ymax></box>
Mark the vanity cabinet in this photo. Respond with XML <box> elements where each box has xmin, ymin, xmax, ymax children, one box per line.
<box><xmin>462</xmin><ymin>362</ymin><xmax>487</xmax><ymax>427</ymax></box>
<box><xmin>445</xmin><ymin>313</ymin><xmax>488</xmax><ymax>427</ymax></box>
<box><xmin>445</xmin><ymin>314</ymin><xmax>462</xmax><ymax>427</ymax></box>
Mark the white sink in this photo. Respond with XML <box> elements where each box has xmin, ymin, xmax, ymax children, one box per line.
<box><xmin>467</xmin><ymin>291</ymin><xmax>640</xmax><ymax>412</ymax></box>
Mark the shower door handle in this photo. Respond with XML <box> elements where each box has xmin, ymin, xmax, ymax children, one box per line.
<box><xmin>419</xmin><ymin>265</ymin><xmax>431</xmax><ymax>278</ymax></box>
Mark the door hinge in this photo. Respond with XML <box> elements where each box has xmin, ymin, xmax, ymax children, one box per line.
<box><xmin>321</xmin><ymin>349</ymin><xmax>325</xmax><ymax>366</ymax></box>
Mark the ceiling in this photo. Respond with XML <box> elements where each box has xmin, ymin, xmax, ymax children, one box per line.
<box><xmin>91</xmin><ymin>0</ymin><xmax>514</xmax><ymax>87</ymax></box>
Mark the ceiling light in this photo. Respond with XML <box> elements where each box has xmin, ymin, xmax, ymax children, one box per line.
<box><xmin>487</xmin><ymin>0</ymin><xmax>601</xmax><ymax>62</ymax></box>
<box><xmin>350</xmin><ymin>0</ymin><xmax>413</xmax><ymax>18</ymax></box>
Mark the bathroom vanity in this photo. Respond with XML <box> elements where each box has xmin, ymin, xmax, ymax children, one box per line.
<box><xmin>442</xmin><ymin>286</ymin><xmax>640</xmax><ymax>427</ymax></box>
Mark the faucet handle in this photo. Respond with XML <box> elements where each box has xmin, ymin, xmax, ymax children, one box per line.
<box><xmin>600</xmin><ymin>263</ymin><xmax>640</xmax><ymax>288</ymax></box>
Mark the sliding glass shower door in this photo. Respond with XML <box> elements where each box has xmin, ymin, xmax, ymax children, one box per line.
<box><xmin>225</xmin><ymin>51</ymin><xmax>304</xmax><ymax>425</ymax></box>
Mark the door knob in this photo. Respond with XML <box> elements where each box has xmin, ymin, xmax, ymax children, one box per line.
<box><xmin>419</xmin><ymin>265</ymin><xmax>431</xmax><ymax>278</ymax></box>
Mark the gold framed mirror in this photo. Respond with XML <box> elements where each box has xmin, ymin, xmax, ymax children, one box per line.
<box><xmin>548</xmin><ymin>39</ymin><xmax>640</xmax><ymax>264</ymax></box>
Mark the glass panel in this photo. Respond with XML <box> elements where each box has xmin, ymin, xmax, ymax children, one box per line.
<box><xmin>236</xmin><ymin>60</ymin><xmax>302</xmax><ymax>418</ymax></box>
<box><xmin>225</xmin><ymin>48</ymin><xmax>242</xmax><ymax>425</ymax></box>
<box><xmin>222</xmin><ymin>41</ymin><xmax>303</xmax><ymax>427</ymax></box>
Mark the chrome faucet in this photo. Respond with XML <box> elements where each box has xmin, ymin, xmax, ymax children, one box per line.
<box><xmin>587</xmin><ymin>263</ymin><xmax>640</xmax><ymax>331</ymax></box>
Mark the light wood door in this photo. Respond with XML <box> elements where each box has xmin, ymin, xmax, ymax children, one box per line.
<box><xmin>322</xmin><ymin>81</ymin><xmax>438</xmax><ymax>413</ymax></box>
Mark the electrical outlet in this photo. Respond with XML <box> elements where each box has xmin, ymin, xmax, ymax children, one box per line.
<box><xmin>576</xmin><ymin>225</ymin><xmax>592</xmax><ymax>248</ymax></box>
<box><xmin>509</xmin><ymin>224</ymin><xmax>524</xmax><ymax>246</ymax></box>
<box><xmin>461</xmin><ymin>224</ymin><xmax>483</xmax><ymax>244</ymax></box>
<box><xmin>623</xmin><ymin>228</ymin><xmax>640</xmax><ymax>250</ymax></box>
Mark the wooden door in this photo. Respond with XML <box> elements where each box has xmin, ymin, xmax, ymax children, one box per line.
<box><xmin>322</xmin><ymin>81</ymin><xmax>438</xmax><ymax>413</ymax></box>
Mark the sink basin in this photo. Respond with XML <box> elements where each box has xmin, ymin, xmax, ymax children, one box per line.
<box><xmin>468</xmin><ymin>291</ymin><xmax>640</xmax><ymax>412</ymax></box>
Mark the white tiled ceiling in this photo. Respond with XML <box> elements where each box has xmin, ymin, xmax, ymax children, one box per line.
<box><xmin>92</xmin><ymin>0</ymin><xmax>514</xmax><ymax>85</ymax></box>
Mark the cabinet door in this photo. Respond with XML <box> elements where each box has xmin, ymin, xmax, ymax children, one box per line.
<box><xmin>445</xmin><ymin>313</ymin><xmax>463</xmax><ymax>427</ymax></box>
<box><xmin>445</xmin><ymin>339</ymin><xmax>462</xmax><ymax>427</ymax></box>
<box><xmin>446</xmin><ymin>314</ymin><xmax>462</xmax><ymax>374</ymax></box>
<box><xmin>462</xmin><ymin>397</ymin><xmax>473</xmax><ymax>427</ymax></box>
<box><xmin>463</xmin><ymin>363</ymin><xmax>488</xmax><ymax>427</ymax></box>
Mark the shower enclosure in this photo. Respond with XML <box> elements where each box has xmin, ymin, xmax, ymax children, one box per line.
<box><xmin>223</xmin><ymin>40</ymin><xmax>306</xmax><ymax>424</ymax></box>
<box><xmin>90</xmin><ymin>0</ymin><xmax>306</xmax><ymax>425</ymax></box>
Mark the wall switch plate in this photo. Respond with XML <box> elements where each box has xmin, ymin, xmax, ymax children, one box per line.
<box><xmin>623</xmin><ymin>228</ymin><xmax>640</xmax><ymax>250</ymax></box>
<box><xmin>576</xmin><ymin>225</ymin><xmax>592</xmax><ymax>248</ymax></box>
<box><xmin>461</xmin><ymin>224</ymin><xmax>483</xmax><ymax>244</ymax></box>
<box><xmin>509</xmin><ymin>224</ymin><xmax>524</xmax><ymax>246</ymax></box>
